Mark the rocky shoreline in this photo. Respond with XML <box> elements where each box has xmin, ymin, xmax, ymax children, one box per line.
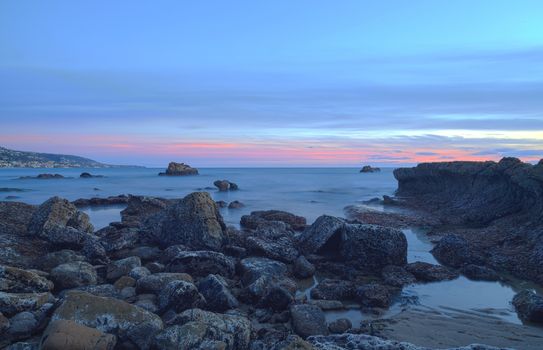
<box><xmin>1</xmin><ymin>160</ymin><xmax>542</xmax><ymax>349</ymax></box>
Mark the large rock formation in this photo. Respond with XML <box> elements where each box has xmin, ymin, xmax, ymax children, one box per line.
<box><xmin>158</xmin><ymin>162</ymin><xmax>198</xmax><ymax>176</ymax></box>
<box><xmin>144</xmin><ymin>192</ymin><xmax>227</xmax><ymax>250</ymax></box>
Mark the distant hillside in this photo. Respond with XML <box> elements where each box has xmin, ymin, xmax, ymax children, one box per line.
<box><xmin>0</xmin><ymin>146</ymin><xmax>112</xmax><ymax>168</ymax></box>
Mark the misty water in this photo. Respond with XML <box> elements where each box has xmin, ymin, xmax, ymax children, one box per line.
<box><xmin>0</xmin><ymin>167</ymin><xmax>536</xmax><ymax>326</ymax></box>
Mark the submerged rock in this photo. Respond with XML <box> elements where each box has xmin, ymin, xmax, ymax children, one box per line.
<box><xmin>406</xmin><ymin>261</ymin><xmax>459</xmax><ymax>282</ymax></box>
<box><xmin>158</xmin><ymin>162</ymin><xmax>198</xmax><ymax>176</ymax></box>
<box><xmin>144</xmin><ymin>192</ymin><xmax>227</xmax><ymax>250</ymax></box>
<box><xmin>512</xmin><ymin>290</ymin><xmax>543</xmax><ymax>323</ymax></box>
<box><xmin>19</xmin><ymin>174</ymin><xmax>65</xmax><ymax>180</ymax></box>
<box><xmin>228</xmin><ymin>200</ymin><xmax>244</xmax><ymax>209</ymax></box>
<box><xmin>79</xmin><ymin>172</ymin><xmax>104</xmax><ymax>178</ymax></box>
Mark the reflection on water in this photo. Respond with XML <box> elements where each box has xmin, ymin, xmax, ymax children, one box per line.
<box><xmin>81</xmin><ymin>205</ymin><xmax>125</xmax><ymax>230</ymax></box>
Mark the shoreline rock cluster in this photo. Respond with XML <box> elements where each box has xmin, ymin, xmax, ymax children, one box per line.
<box><xmin>0</xmin><ymin>190</ymin><xmax>511</xmax><ymax>349</ymax></box>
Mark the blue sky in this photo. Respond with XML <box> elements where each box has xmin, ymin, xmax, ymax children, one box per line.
<box><xmin>1</xmin><ymin>1</ymin><xmax>542</xmax><ymax>166</ymax></box>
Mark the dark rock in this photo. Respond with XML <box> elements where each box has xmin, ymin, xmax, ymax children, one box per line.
<box><xmin>0</xmin><ymin>265</ymin><xmax>53</xmax><ymax>293</ymax></box>
<box><xmin>62</xmin><ymin>284</ymin><xmax>120</xmax><ymax>299</ymax></box>
<box><xmin>128</xmin><ymin>266</ymin><xmax>151</xmax><ymax>280</ymax></box>
<box><xmin>328</xmin><ymin>318</ymin><xmax>352</xmax><ymax>334</ymax></box>
<box><xmin>228</xmin><ymin>200</ymin><xmax>245</xmax><ymax>209</ymax></box>
<box><xmin>106</xmin><ymin>256</ymin><xmax>141</xmax><ymax>281</ymax></box>
<box><xmin>512</xmin><ymin>290</ymin><xmax>543</xmax><ymax>323</ymax></box>
<box><xmin>406</xmin><ymin>261</ymin><xmax>459</xmax><ymax>282</ymax></box>
<box><xmin>79</xmin><ymin>172</ymin><xmax>104</xmax><ymax>178</ymax></box>
<box><xmin>144</xmin><ymin>192</ymin><xmax>227</xmax><ymax>250</ymax></box>
<box><xmin>355</xmin><ymin>283</ymin><xmax>392</xmax><ymax>308</ymax></box>
<box><xmin>360</xmin><ymin>165</ymin><xmax>381</xmax><ymax>173</ymax></box>
<box><xmin>239</xmin><ymin>257</ymin><xmax>288</xmax><ymax>286</ymax></box>
<box><xmin>216</xmin><ymin>200</ymin><xmax>227</xmax><ymax>208</ymax></box>
<box><xmin>155</xmin><ymin>308</ymin><xmax>251</xmax><ymax>350</ymax></box>
<box><xmin>27</xmin><ymin>197</ymin><xmax>93</xmax><ymax>238</ymax></box>
<box><xmin>245</xmin><ymin>234</ymin><xmax>299</xmax><ymax>263</ymax></box>
<box><xmin>294</xmin><ymin>256</ymin><xmax>315</xmax><ymax>279</ymax></box>
<box><xmin>98</xmin><ymin>227</ymin><xmax>140</xmax><ymax>253</ymax></box>
<box><xmin>168</xmin><ymin>250</ymin><xmax>235</xmax><ymax>278</ymax></box>
<box><xmin>308</xmin><ymin>299</ymin><xmax>344</xmax><ymax>310</ymax></box>
<box><xmin>40</xmin><ymin>319</ymin><xmax>117</xmax><ymax>350</ymax></box>
<box><xmin>19</xmin><ymin>174</ymin><xmax>65</xmax><ymax>180</ymax></box>
<box><xmin>290</xmin><ymin>304</ymin><xmax>328</xmax><ymax>338</ymax></box>
<box><xmin>120</xmin><ymin>195</ymin><xmax>170</xmax><ymax>228</ymax></box>
<box><xmin>241</xmin><ymin>210</ymin><xmax>307</xmax><ymax>231</ymax></box>
<box><xmin>113</xmin><ymin>276</ymin><xmax>136</xmax><ymax>290</ymax></box>
<box><xmin>297</xmin><ymin>215</ymin><xmax>346</xmax><ymax>254</ymax></box>
<box><xmin>214</xmin><ymin>180</ymin><xmax>238</xmax><ymax>191</ymax></box>
<box><xmin>51</xmin><ymin>291</ymin><xmax>163</xmax><ymax>348</ymax></box>
<box><xmin>431</xmin><ymin>234</ymin><xmax>484</xmax><ymax>268</ymax></box>
<box><xmin>6</xmin><ymin>311</ymin><xmax>38</xmax><ymax>338</ymax></box>
<box><xmin>38</xmin><ymin>250</ymin><xmax>85</xmax><ymax>272</ymax></box>
<box><xmin>197</xmin><ymin>274</ymin><xmax>239</xmax><ymax>312</ymax></box>
<box><xmin>158</xmin><ymin>162</ymin><xmax>198</xmax><ymax>176</ymax></box>
<box><xmin>381</xmin><ymin>265</ymin><xmax>416</xmax><ymax>287</ymax></box>
<box><xmin>461</xmin><ymin>264</ymin><xmax>500</xmax><ymax>281</ymax></box>
<box><xmin>0</xmin><ymin>292</ymin><xmax>53</xmax><ymax>317</ymax></box>
<box><xmin>50</xmin><ymin>262</ymin><xmax>97</xmax><ymax>290</ymax></box>
<box><xmin>72</xmin><ymin>195</ymin><xmax>129</xmax><ymax>207</ymax></box>
<box><xmin>145</xmin><ymin>262</ymin><xmax>165</xmax><ymax>274</ymax></box>
<box><xmin>310</xmin><ymin>279</ymin><xmax>355</xmax><ymax>301</ymax></box>
<box><xmin>136</xmin><ymin>273</ymin><xmax>193</xmax><ymax>294</ymax></box>
<box><xmin>158</xmin><ymin>280</ymin><xmax>205</xmax><ymax>313</ymax></box>
<box><xmin>259</xmin><ymin>284</ymin><xmax>294</xmax><ymax>311</ymax></box>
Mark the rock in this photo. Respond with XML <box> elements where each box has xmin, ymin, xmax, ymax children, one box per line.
<box><xmin>228</xmin><ymin>200</ymin><xmax>244</xmax><ymax>209</ymax></box>
<box><xmin>355</xmin><ymin>283</ymin><xmax>392</xmax><ymax>308</ymax></box>
<box><xmin>431</xmin><ymin>234</ymin><xmax>484</xmax><ymax>268</ymax></box>
<box><xmin>167</xmin><ymin>250</ymin><xmax>235</xmax><ymax>278</ymax></box>
<box><xmin>40</xmin><ymin>319</ymin><xmax>117</xmax><ymax>350</ymax></box>
<box><xmin>51</xmin><ymin>291</ymin><xmax>163</xmax><ymax>348</ymax></box>
<box><xmin>461</xmin><ymin>264</ymin><xmax>500</xmax><ymax>281</ymax></box>
<box><xmin>38</xmin><ymin>250</ymin><xmax>85</xmax><ymax>272</ymax></box>
<box><xmin>293</xmin><ymin>256</ymin><xmax>315</xmax><ymax>279</ymax></box>
<box><xmin>136</xmin><ymin>273</ymin><xmax>193</xmax><ymax>294</ymax></box>
<box><xmin>0</xmin><ymin>292</ymin><xmax>53</xmax><ymax>317</ymax></box>
<box><xmin>310</xmin><ymin>279</ymin><xmax>355</xmax><ymax>301</ymax></box>
<box><xmin>297</xmin><ymin>215</ymin><xmax>346</xmax><ymax>254</ymax></box>
<box><xmin>72</xmin><ymin>195</ymin><xmax>129</xmax><ymax>207</ymax></box>
<box><xmin>145</xmin><ymin>262</ymin><xmax>165</xmax><ymax>273</ymax></box>
<box><xmin>216</xmin><ymin>200</ymin><xmax>227</xmax><ymax>208</ymax></box>
<box><xmin>360</xmin><ymin>165</ymin><xmax>381</xmax><ymax>173</ymax></box>
<box><xmin>340</xmin><ymin>223</ymin><xmax>407</xmax><ymax>270</ymax></box>
<box><xmin>241</xmin><ymin>210</ymin><xmax>307</xmax><ymax>231</ymax></box>
<box><xmin>328</xmin><ymin>318</ymin><xmax>352</xmax><ymax>334</ymax></box>
<box><xmin>144</xmin><ymin>192</ymin><xmax>227</xmax><ymax>250</ymax></box>
<box><xmin>63</xmin><ymin>284</ymin><xmax>121</xmax><ymax>299</ymax></box>
<box><xmin>259</xmin><ymin>284</ymin><xmax>294</xmax><ymax>311</ymax></box>
<box><xmin>0</xmin><ymin>265</ymin><xmax>53</xmax><ymax>293</ymax></box>
<box><xmin>197</xmin><ymin>274</ymin><xmax>239</xmax><ymax>312</ymax></box>
<box><xmin>113</xmin><ymin>276</ymin><xmax>136</xmax><ymax>290</ymax></box>
<box><xmin>159</xmin><ymin>162</ymin><xmax>199</xmax><ymax>176</ymax></box>
<box><xmin>6</xmin><ymin>311</ymin><xmax>38</xmax><ymax>337</ymax></box>
<box><xmin>79</xmin><ymin>172</ymin><xmax>104</xmax><ymax>178</ymax></box>
<box><xmin>160</xmin><ymin>308</ymin><xmax>251</xmax><ymax>350</ymax></box>
<box><xmin>245</xmin><ymin>234</ymin><xmax>299</xmax><ymax>263</ymax></box>
<box><xmin>120</xmin><ymin>196</ymin><xmax>170</xmax><ymax>227</ymax></box>
<box><xmin>381</xmin><ymin>265</ymin><xmax>416</xmax><ymax>287</ymax></box>
<box><xmin>129</xmin><ymin>266</ymin><xmax>151</xmax><ymax>280</ymax></box>
<box><xmin>106</xmin><ymin>256</ymin><xmax>141</xmax><ymax>281</ymax></box>
<box><xmin>19</xmin><ymin>174</ymin><xmax>65</xmax><ymax>180</ymax></box>
<box><xmin>239</xmin><ymin>257</ymin><xmax>288</xmax><ymax>286</ymax></box>
<box><xmin>27</xmin><ymin>196</ymin><xmax>93</xmax><ymax>238</ymax></box>
<box><xmin>512</xmin><ymin>290</ymin><xmax>543</xmax><ymax>323</ymax></box>
<box><xmin>4</xmin><ymin>340</ymin><xmax>40</xmax><ymax>349</ymax></box>
<box><xmin>0</xmin><ymin>312</ymin><xmax>9</xmax><ymax>332</ymax></box>
<box><xmin>406</xmin><ymin>261</ymin><xmax>459</xmax><ymax>282</ymax></box>
<box><xmin>290</xmin><ymin>304</ymin><xmax>328</xmax><ymax>338</ymax></box>
<box><xmin>158</xmin><ymin>280</ymin><xmax>205</xmax><ymax>313</ymax></box>
<box><xmin>50</xmin><ymin>262</ymin><xmax>97</xmax><ymax>290</ymax></box>
<box><xmin>134</xmin><ymin>294</ymin><xmax>158</xmax><ymax>313</ymax></box>
<box><xmin>98</xmin><ymin>227</ymin><xmax>140</xmax><ymax>253</ymax></box>
<box><xmin>214</xmin><ymin>180</ymin><xmax>238</xmax><ymax>191</ymax></box>
<box><xmin>308</xmin><ymin>299</ymin><xmax>344</xmax><ymax>310</ymax></box>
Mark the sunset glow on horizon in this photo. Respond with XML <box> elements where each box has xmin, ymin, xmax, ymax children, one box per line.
<box><xmin>1</xmin><ymin>1</ymin><xmax>542</xmax><ymax>166</ymax></box>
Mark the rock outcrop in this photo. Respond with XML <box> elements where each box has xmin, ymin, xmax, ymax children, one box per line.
<box><xmin>360</xmin><ymin>165</ymin><xmax>381</xmax><ymax>173</ymax></box>
<box><xmin>214</xmin><ymin>180</ymin><xmax>238</xmax><ymax>191</ymax></box>
<box><xmin>158</xmin><ymin>162</ymin><xmax>198</xmax><ymax>176</ymax></box>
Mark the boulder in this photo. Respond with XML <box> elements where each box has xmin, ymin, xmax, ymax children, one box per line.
<box><xmin>51</xmin><ymin>291</ymin><xmax>163</xmax><ymax>348</ymax></box>
<box><xmin>197</xmin><ymin>274</ymin><xmax>239</xmax><ymax>312</ymax></box>
<box><xmin>50</xmin><ymin>262</ymin><xmax>97</xmax><ymax>290</ymax></box>
<box><xmin>259</xmin><ymin>284</ymin><xmax>294</xmax><ymax>311</ymax></box>
<box><xmin>381</xmin><ymin>265</ymin><xmax>416</xmax><ymax>287</ymax></box>
<box><xmin>241</xmin><ymin>210</ymin><xmax>307</xmax><ymax>231</ymax></box>
<box><xmin>136</xmin><ymin>273</ymin><xmax>193</xmax><ymax>294</ymax></box>
<box><xmin>113</xmin><ymin>276</ymin><xmax>136</xmax><ymax>290</ymax></box>
<box><xmin>0</xmin><ymin>292</ymin><xmax>53</xmax><ymax>317</ymax></box>
<box><xmin>158</xmin><ymin>280</ymin><xmax>205</xmax><ymax>313</ymax></box>
<box><xmin>406</xmin><ymin>262</ymin><xmax>459</xmax><ymax>282</ymax></box>
<box><xmin>129</xmin><ymin>266</ymin><xmax>151</xmax><ymax>280</ymax></box>
<box><xmin>355</xmin><ymin>283</ymin><xmax>392</xmax><ymax>308</ymax></box>
<box><xmin>294</xmin><ymin>256</ymin><xmax>316</xmax><ymax>279</ymax></box>
<box><xmin>297</xmin><ymin>215</ymin><xmax>345</xmax><ymax>254</ymax></box>
<box><xmin>328</xmin><ymin>318</ymin><xmax>352</xmax><ymax>334</ymax></box>
<box><xmin>159</xmin><ymin>162</ymin><xmax>198</xmax><ymax>176</ymax></box>
<box><xmin>27</xmin><ymin>197</ymin><xmax>93</xmax><ymax>238</ymax></box>
<box><xmin>245</xmin><ymin>235</ymin><xmax>299</xmax><ymax>263</ymax></box>
<box><xmin>0</xmin><ymin>265</ymin><xmax>53</xmax><ymax>293</ymax></box>
<box><xmin>144</xmin><ymin>192</ymin><xmax>227</xmax><ymax>250</ymax></box>
<box><xmin>310</xmin><ymin>279</ymin><xmax>355</xmax><ymax>301</ymax></box>
<box><xmin>167</xmin><ymin>250</ymin><xmax>235</xmax><ymax>278</ymax></box>
<box><xmin>290</xmin><ymin>304</ymin><xmax>328</xmax><ymax>338</ymax></box>
<box><xmin>98</xmin><ymin>227</ymin><xmax>140</xmax><ymax>253</ymax></box>
<box><xmin>431</xmin><ymin>234</ymin><xmax>484</xmax><ymax>268</ymax></box>
<box><xmin>6</xmin><ymin>311</ymin><xmax>38</xmax><ymax>338</ymax></box>
<box><xmin>239</xmin><ymin>257</ymin><xmax>288</xmax><ymax>286</ymax></box>
<box><xmin>228</xmin><ymin>200</ymin><xmax>244</xmax><ymax>209</ymax></box>
<box><xmin>159</xmin><ymin>308</ymin><xmax>251</xmax><ymax>350</ymax></box>
<box><xmin>120</xmin><ymin>196</ymin><xmax>170</xmax><ymax>228</ymax></box>
<box><xmin>38</xmin><ymin>250</ymin><xmax>85</xmax><ymax>272</ymax></box>
<box><xmin>512</xmin><ymin>290</ymin><xmax>543</xmax><ymax>323</ymax></box>
<box><xmin>40</xmin><ymin>319</ymin><xmax>117</xmax><ymax>350</ymax></box>
<box><xmin>106</xmin><ymin>256</ymin><xmax>141</xmax><ymax>281</ymax></box>
<box><xmin>214</xmin><ymin>180</ymin><xmax>238</xmax><ymax>191</ymax></box>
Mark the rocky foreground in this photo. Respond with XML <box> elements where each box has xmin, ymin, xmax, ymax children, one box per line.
<box><xmin>0</xmin><ymin>187</ymin><xmax>521</xmax><ymax>349</ymax></box>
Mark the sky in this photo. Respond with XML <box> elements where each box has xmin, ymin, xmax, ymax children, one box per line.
<box><xmin>1</xmin><ymin>1</ymin><xmax>542</xmax><ymax>167</ymax></box>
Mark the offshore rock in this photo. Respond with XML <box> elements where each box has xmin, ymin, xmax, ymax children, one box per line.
<box><xmin>159</xmin><ymin>162</ymin><xmax>199</xmax><ymax>176</ymax></box>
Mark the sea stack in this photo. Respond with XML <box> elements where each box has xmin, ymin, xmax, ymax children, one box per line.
<box><xmin>360</xmin><ymin>165</ymin><xmax>381</xmax><ymax>173</ymax></box>
<box><xmin>158</xmin><ymin>162</ymin><xmax>199</xmax><ymax>176</ymax></box>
